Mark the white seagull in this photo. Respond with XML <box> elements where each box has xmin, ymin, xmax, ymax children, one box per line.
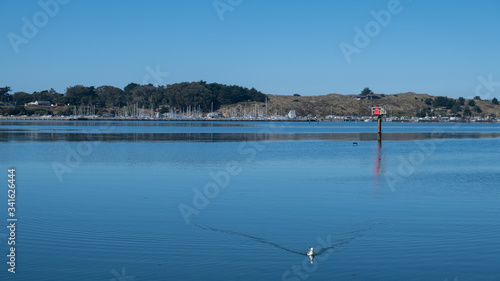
<box><xmin>307</xmin><ymin>247</ymin><xmax>314</xmax><ymax>263</ymax></box>
<box><xmin>307</xmin><ymin>247</ymin><xmax>314</xmax><ymax>256</ymax></box>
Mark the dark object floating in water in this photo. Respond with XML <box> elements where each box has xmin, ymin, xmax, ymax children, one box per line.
<box><xmin>353</xmin><ymin>142</ymin><xmax>358</xmax><ymax>145</ymax></box>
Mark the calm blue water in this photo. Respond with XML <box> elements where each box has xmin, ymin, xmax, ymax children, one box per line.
<box><xmin>0</xmin><ymin>121</ymin><xmax>499</xmax><ymax>280</ymax></box>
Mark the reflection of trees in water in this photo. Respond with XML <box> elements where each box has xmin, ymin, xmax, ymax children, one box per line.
<box><xmin>2</xmin><ymin>131</ymin><xmax>500</xmax><ymax>142</ymax></box>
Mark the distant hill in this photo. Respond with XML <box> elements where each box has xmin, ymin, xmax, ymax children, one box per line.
<box><xmin>2</xmin><ymin>82</ymin><xmax>499</xmax><ymax>118</ymax></box>
<box><xmin>219</xmin><ymin>92</ymin><xmax>500</xmax><ymax>118</ymax></box>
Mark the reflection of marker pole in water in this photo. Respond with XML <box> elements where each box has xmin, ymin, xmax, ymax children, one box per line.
<box><xmin>373</xmin><ymin>141</ymin><xmax>382</xmax><ymax>197</ymax></box>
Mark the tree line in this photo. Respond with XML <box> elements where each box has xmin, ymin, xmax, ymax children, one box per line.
<box><xmin>417</xmin><ymin>95</ymin><xmax>500</xmax><ymax>117</ymax></box>
<box><xmin>0</xmin><ymin>81</ymin><xmax>267</xmax><ymax>112</ymax></box>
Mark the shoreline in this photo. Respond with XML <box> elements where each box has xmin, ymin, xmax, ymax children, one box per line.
<box><xmin>0</xmin><ymin>116</ymin><xmax>497</xmax><ymax>123</ymax></box>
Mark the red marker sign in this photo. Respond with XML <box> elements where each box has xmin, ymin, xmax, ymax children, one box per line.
<box><xmin>373</xmin><ymin>107</ymin><xmax>380</xmax><ymax>115</ymax></box>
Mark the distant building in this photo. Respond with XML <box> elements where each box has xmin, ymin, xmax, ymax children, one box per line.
<box><xmin>356</xmin><ymin>94</ymin><xmax>380</xmax><ymax>100</ymax></box>
<box><xmin>207</xmin><ymin>112</ymin><xmax>223</xmax><ymax>118</ymax></box>
<box><xmin>26</xmin><ymin>101</ymin><xmax>50</xmax><ymax>106</ymax></box>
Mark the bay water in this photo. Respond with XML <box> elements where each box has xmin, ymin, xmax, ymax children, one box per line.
<box><xmin>0</xmin><ymin>121</ymin><xmax>499</xmax><ymax>280</ymax></box>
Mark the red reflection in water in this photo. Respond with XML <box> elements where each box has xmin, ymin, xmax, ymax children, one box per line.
<box><xmin>373</xmin><ymin>142</ymin><xmax>382</xmax><ymax>197</ymax></box>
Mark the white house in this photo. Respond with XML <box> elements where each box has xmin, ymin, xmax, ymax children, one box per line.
<box><xmin>26</xmin><ymin>101</ymin><xmax>51</xmax><ymax>106</ymax></box>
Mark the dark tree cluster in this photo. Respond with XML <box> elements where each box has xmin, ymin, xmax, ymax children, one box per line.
<box><xmin>0</xmin><ymin>105</ymin><xmax>52</xmax><ymax>116</ymax></box>
<box><xmin>4</xmin><ymin>88</ymin><xmax>61</xmax><ymax>104</ymax></box>
<box><xmin>428</xmin><ymin>96</ymin><xmax>487</xmax><ymax>115</ymax></box>
<box><xmin>1</xmin><ymin>81</ymin><xmax>267</xmax><ymax>112</ymax></box>
<box><xmin>432</xmin><ymin>96</ymin><xmax>458</xmax><ymax>109</ymax></box>
<box><xmin>360</xmin><ymin>87</ymin><xmax>373</xmax><ymax>96</ymax></box>
<box><xmin>163</xmin><ymin>81</ymin><xmax>265</xmax><ymax>112</ymax></box>
<box><xmin>0</xmin><ymin>87</ymin><xmax>12</xmax><ymax>102</ymax></box>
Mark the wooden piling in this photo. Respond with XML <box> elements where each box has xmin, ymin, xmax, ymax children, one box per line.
<box><xmin>377</xmin><ymin>115</ymin><xmax>382</xmax><ymax>143</ymax></box>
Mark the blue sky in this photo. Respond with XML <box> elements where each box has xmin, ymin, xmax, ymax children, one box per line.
<box><xmin>1</xmin><ymin>0</ymin><xmax>499</xmax><ymax>98</ymax></box>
